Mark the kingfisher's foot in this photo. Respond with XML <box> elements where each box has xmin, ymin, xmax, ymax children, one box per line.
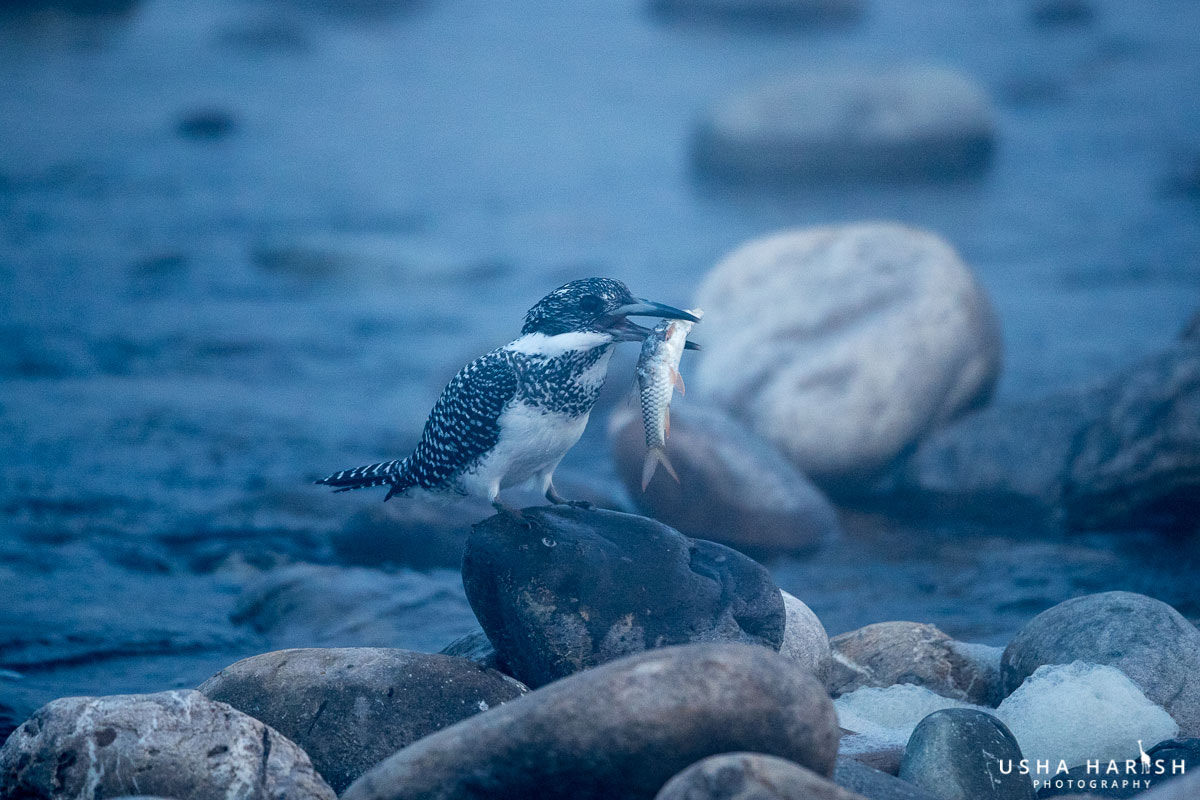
<box><xmin>492</xmin><ymin>498</ymin><xmax>531</xmax><ymax>527</ymax></box>
<box><xmin>545</xmin><ymin>484</ymin><xmax>594</xmax><ymax>510</ymax></box>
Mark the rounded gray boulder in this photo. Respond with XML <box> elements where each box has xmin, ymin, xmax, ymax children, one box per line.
<box><xmin>1001</xmin><ymin>592</ymin><xmax>1200</xmax><ymax>736</ymax></box>
<box><xmin>198</xmin><ymin>648</ymin><xmax>528</xmax><ymax>793</ymax></box>
<box><xmin>462</xmin><ymin>506</ymin><xmax>786</xmax><ymax>688</ymax></box>
<box><xmin>608</xmin><ymin>403</ymin><xmax>839</xmax><ymax>554</ymax></box>
<box><xmin>656</xmin><ymin>752</ymin><xmax>868</xmax><ymax>800</ymax></box>
<box><xmin>693</xmin><ymin>224</ymin><xmax>1001</xmax><ymax>492</ymax></box>
<box><xmin>342</xmin><ymin>643</ymin><xmax>840</xmax><ymax>800</ymax></box>
<box><xmin>0</xmin><ymin>689</ymin><xmax>335</xmax><ymax>800</ymax></box>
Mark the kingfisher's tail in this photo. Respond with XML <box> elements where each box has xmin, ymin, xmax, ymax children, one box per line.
<box><xmin>316</xmin><ymin>459</ymin><xmax>414</xmax><ymax>500</ymax></box>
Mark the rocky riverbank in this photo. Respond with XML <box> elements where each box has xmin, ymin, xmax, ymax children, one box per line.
<box><xmin>3</xmin><ymin>510</ymin><xmax>1198</xmax><ymax>799</ymax></box>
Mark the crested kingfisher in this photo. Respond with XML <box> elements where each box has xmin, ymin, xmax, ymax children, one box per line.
<box><xmin>318</xmin><ymin>278</ymin><xmax>699</xmax><ymax>513</ymax></box>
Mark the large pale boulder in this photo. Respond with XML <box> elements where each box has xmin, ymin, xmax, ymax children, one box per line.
<box><xmin>694</xmin><ymin>224</ymin><xmax>1001</xmax><ymax>490</ymax></box>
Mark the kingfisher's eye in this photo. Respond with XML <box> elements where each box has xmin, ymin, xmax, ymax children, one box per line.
<box><xmin>578</xmin><ymin>295</ymin><xmax>604</xmax><ymax>313</ymax></box>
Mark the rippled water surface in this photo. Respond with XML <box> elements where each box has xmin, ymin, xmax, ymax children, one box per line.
<box><xmin>2</xmin><ymin>0</ymin><xmax>1199</xmax><ymax>730</ymax></box>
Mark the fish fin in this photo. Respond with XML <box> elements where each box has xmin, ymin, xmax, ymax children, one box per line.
<box><xmin>641</xmin><ymin>447</ymin><xmax>679</xmax><ymax>491</ymax></box>
<box><xmin>670</xmin><ymin>366</ymin><xmax>685</xmax><ymax>395</ymax></box>
<box><xmin>664</xmin><ymin>406</ymin><xmax>670</xmax><ymax>438</ymax></box>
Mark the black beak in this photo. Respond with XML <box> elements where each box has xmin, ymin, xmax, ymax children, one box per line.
<box><xmin>603</xmin><ymin>298</ymin><xmax>702</xmax><ymax>345</ymax></box>
<box><xmin>611</xmin><ymin>299</ymin><xmax>702</xmax><ymax>323</ymax></box>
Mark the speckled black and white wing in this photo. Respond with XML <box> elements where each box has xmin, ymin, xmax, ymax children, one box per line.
<box><xmin>318</xmin><ymin>348</ymin><xmax>521</xmax><ymax>497</ymax></box>
<box><xmin>402</xmin><ymin>349</ymin><xmax>520</xmax><ymax>491</ymax></box>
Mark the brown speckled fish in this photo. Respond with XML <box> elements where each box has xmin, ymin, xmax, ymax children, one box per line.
<box><xmin>635</xmin><ymin>308</ymin><xmax>702</xmax><ymax>490</ymax></box>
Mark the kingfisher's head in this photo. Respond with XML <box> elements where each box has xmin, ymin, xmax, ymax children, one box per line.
<box><xmin>521</xmin><ymin>278</ymin><xmax>700</xmax><ymax>344</ymax></box>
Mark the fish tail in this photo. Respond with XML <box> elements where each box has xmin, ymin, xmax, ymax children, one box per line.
<box><xmin>641</xmin><ymin>446</ymin><xmax>679</xmax><ymax>491</ymax></box>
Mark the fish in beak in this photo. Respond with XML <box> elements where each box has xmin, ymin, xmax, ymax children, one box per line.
<box><xmin>605</xmin><ymin>299</ymin><xmax>703</xmax><ymax>348</ymax></box>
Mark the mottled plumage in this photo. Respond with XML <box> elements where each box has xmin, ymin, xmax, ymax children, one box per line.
<box><xmin>318</xmin><ymin>278</ymin><xmax>699</xmax><ymax>511</ymax></box>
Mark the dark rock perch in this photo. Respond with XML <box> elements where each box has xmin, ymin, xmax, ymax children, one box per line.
<box><xmin>0</xmin><ymin>689</ymin><xmax>335</xmax><ymax>800</ymax></box>
<box><xmin>199</xmin><ymin>648</ymin><xmax>528</xmax><ymax>793</ymax></box>
<box><xmin>462</xmin><ymin>506</ymin><xmax>786</xmax><ymax>688</ymax></box>
<box><xmin>1001</xmin><ymin>592</ymin><xmax>1200</xmax><ymax>737</ymax></box>
<box><xmin>341</xmin><ymin>643</ymin><xmax>839</xmax><ymax>800</ymax></box>
<box><xmin>899</xmin><ymin>709</ymin><xmax>1035</xmax><ymax>800</ymax></box>
<box><xmin>656</xmin><ymin>752</ymin><xmax>868</xmax><ymax>800</ymax></box>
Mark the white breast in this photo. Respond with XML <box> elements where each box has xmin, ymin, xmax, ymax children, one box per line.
<box><xmin>458</xmin><ymin>403</ymin><xmax>591</xmax><ymax>496</ymax></box>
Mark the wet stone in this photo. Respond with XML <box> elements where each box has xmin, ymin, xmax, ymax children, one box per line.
<box><xmin>199</xmin><ymin>648</ymin><xmax>528</xmax><ymax>793</ymax></box>
<box><xmin>899</xmin><ymin>708</ymin><xmax>1036</xmax><ymax>800</ymax></box>
<box><xmin>462</xmin><ymin>506</ymin><xmax>785</xmax><ymax>688</ymax></box>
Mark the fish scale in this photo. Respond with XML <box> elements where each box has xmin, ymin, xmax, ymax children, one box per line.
<box><xmin>635</xmin><ymin>309</ymin><xmax>702</xmax><ymax>490</ymax></box>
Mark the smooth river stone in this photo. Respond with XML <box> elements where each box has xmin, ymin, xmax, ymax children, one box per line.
<box><xmin>342</xmin><ymin>643</ymin><xmax>840</xmax><ymax>800</ymax></box>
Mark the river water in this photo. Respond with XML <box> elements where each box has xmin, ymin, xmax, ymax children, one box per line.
<box><xmin>2</xmin><ymin>0</ymin><xmax>1198</xmax><ymax>735</ymax></box>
